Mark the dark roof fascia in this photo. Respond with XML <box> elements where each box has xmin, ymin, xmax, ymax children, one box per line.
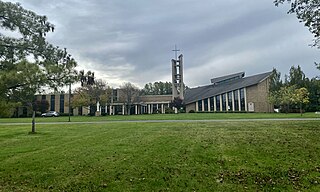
<box><xmin>210</xmin><ymin>72</ymin><xmax>245</xmax><ymax>84</ymax></box>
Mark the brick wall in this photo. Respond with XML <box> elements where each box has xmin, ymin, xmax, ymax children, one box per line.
<box><xmin>246</xmin><ymin>78</ymin><xmax>273</xmax><ymax>112</ymax></box>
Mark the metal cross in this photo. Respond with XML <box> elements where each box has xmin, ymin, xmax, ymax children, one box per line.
<box><xmin>172</xmin><ymin>44</ymin><xmax>180</xmax><ymax>60</ymax></box>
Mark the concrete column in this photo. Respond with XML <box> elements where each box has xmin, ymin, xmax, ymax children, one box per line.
<box><xmin>161</xmin><ymin>104</ymin><xmax>164</xmax><ymax>114</ymax></box>
<box><xmin>202</xmin><ymin>99</ymin><xmax>205</xmax><ymax>112</ymax></box>
<box><xmin>226</xmin><ymin>95</ymin><xmax>229</xmax><ymax>112</ymax></box>
<box><xmin>122</xmin><ymin>105</ymin><xmax>125</xmax><ymax>115</ymax></box>
<box><xmin>214</xmin><ymin>96</ymin><xmax>217</xmax><ymax>112</ymax></box>
<box><xmin>232</xmin><ymin>92</ymin><xmax>235</xmax><ymax>112</ymax></box>
<box><xmin>238</xmin><ymin>89</ymin><xmax>241</xmax><ymax>111</ymax></box>
<box><xmin>195</xmin><ymin>101</ymin><xmax>199</xmax><ymax>112</ymax></box>
<box><xmin>148</xmin><ymin>104</ymin><xmax>151</xmax><ymax>114</ymax></box>
<box><xmin>135</xmin><ymin>105</ymin><xmax>138</xmax><ymax>115</ymax></box>
<box><xmin>208</xmin><ymin>98</ymin><xmax>211</xmax><ymax>112</ymax></box>
<box><xmin>219</xmin><ymin>95</ymin><xmax>222</xmax><ymax>112</ymax></box>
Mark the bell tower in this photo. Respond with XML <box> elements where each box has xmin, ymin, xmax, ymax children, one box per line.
<box><xmin>171</xmin><ymin>46</ymin><xmax>184</xmax><ymax>100</ymax></box>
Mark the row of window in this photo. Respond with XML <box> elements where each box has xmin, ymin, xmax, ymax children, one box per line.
<box><xmin>197</xmin><ymin>88</ymin><xmax>246</xmax><ymax>112</ymax></box>
<box><xmin>42</xmin><ymin>95</ymin><xmax>66</xmax><ymax>113</ymax></box>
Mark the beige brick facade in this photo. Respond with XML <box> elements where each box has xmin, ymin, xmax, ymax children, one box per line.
<box><xmin>246</xmin><ymin>78</ymin><xmax>274</xmax><ymax>112</ymax></box>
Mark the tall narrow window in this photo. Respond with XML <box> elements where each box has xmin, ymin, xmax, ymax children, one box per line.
<box><xmin>234</xmin><ymin>90</ymin><xmax>239</xmax><ymax>111</ymax></box>
<box><xmin>50</xmin><ymin>95</ymin><xmax>55</xmax><ymax>111</ymax></box>
<box><xmin>222</xmin><ymin>93</ymin><xmax>226</xmax><ymax>111</ymax></box>
<box><xmin>216</xmin><ymin>95</ymin><xmax>220</xmax><ymax>111</ymax></box>
<box><xmin>60</xmin><ymin>95</ymin><xmax>64</xmax><ymax>113</ymax></box>
<box><xmin>204</xmin><ymin>98</ymin><xmax>208</xmax><ymax>111</ymax></box>
<box><xmin>210</xmin><ymin>97</ymin><xmax>214</xmax><ymax>111</ymax></box>
<box><xmin>228</xmin><ymin>92</ymin><xmax>233</xmax><ymax>111</ymax></box>
<box><xmin>198</xmin><ymin>100</ymin><xmax>202</xmax><ymax>112</ymax></box>
<box><xmin>240</xmin><ymin>88</ymin><xmax>245</xmax><ymax>111</ymax></box>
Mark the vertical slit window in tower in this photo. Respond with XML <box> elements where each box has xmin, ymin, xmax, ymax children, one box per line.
<box><xmin>234</xmin><ymin>90</ymin><xmax>239</xmax><ymax>111</ymax></box>
<box><xmin>222</xmin><ymin>93</ymin><xmax>227</xmax><ymax>111</ymax></box>
<box><xmin>210</xmin><ymin>97</ymin><xmax>214</xmax><ymax>111</ymax></box>
<box><xmin>240</xmin><ymin>88</ymin><xmax>245</xmax><ymax>111</ymax></box>
<box><xmin>216</xmin><ymin>95</ymin><xmax>220</xmax><ymax>111</ymax></box>
<box><xmin>198</xmin><ymin>100</ymin><xmax>202</xmax><ymax>111</ymax></box>
<box><xmin>228</xmin><ymin>92</ymin><xmax>233</xmax><ymax>111</ymax></box>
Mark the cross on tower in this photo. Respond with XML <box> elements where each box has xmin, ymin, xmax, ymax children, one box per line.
<box><xmin>172</xmin><ymin>44</ymin><xmax>180</xmax><ymax>60</ymax></box>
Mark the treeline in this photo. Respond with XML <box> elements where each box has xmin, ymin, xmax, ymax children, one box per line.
<box><xmin>269</xmin><ymin>65</ymin><xmax>320</xmax><ymax>113</ymax></box>
<box><xmin>142</xmin><ymin>81</ymin><xmax>172</xmax><ymax>95</ymax></box>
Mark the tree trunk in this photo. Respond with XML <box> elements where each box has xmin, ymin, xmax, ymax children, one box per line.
<box><xmin>31</xmin><ymin>110</ymin><xmax>36</xmax><ymax>133</ymax></box>
<box><xmin>300</xmin><ymin>103</ymin><xmax>303</xmax><ymax>116</ymax></box>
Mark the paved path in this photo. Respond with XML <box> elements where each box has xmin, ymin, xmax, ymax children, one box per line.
<box><xmin>1</xmin><ymin>118</ymin><xmax>320</xmax><ymax>126</ymax></box>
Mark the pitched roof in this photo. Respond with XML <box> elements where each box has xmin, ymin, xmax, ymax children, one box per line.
<box><xmin>184</xmin><ymin>71</ymin><xmax>272</xmax><ymax>104</ymax></box>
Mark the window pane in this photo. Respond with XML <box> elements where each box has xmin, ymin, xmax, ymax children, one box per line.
<box><xmin>240</xmin><ymin>88</ymin><xmax>245</xmax><ymax>111</ymax></box>
<box><xmin>198</xmin><ymin>100</ymin><xmax>202</xmax><ymax>111</ymax></box>
<box><xmin>222</xmin><ymin>94</ymin><xmax>226</xmax><ymax>111</ymax></box>
<box><xmin>216</xmin><ymin>95</ymin><xmax>220</xmax><ymax>111</ymax></box>
<box><xmin>234</xmin><ymin>90</ymin><xmax>239</xmax><ymax>111</ymax></box>
<box><xmin>228</xmin><ymin>92</ymin><xmax>233</xmax><ymax>111</ymax></box>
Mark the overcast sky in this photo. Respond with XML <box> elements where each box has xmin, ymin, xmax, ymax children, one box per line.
<box><xmin>8</xmin><ymin>0</ymin><xmax>320</xmax><ymax>88</ymax></box>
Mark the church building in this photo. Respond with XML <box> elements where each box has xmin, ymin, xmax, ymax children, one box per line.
<box><xmin>16</xmin><ymin>53</ymin><xmax>274</xmax><ymax>117</ymax></box>
<box><xmin>184</xmin><ymin>71</ymin><xmax>274</xmax><ymax>113</ymax></box>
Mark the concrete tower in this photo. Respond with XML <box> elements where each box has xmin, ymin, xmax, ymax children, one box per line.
<box><xmin>172</xmin><ymin>54</ymin><xmax>184</xmax><ymax>100</ymax></box>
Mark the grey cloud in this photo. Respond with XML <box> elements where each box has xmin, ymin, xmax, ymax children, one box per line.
<box><xmin>9</xmin><ymin>0</ymin><xmax>320</xmax><ymax>87</ymax></box>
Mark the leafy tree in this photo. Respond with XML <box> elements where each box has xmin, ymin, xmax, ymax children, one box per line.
<box><xmin>269</xmin><ymin>85</ymin><xmax>296</xmax><ymax>113</ymax></box>
<box><xmin>72</xmin><ymin>79</ymin><xmax>111</xmax><ymax>116</ymax></box>
<box><xmin>79</xmin><ymin>70</ymin><xmax>95</xmax><ymax>86</ymax></box>
<box><xmin>119</xmin><ymin>82</ymin><xmax>140</xmax><ymax>115</ymax></box>
<box><xmin>142</xmin><ymin>81</ymin><xmax>172</xmax><ymax>95</ymax></box>
<box><xmin>0</xmin><ymin>1</ymin><xmax>78</xmax><ymax>132</ymax></box>
<box><xmin>292</xmin><ymin>87</ymin><xmax>310</xmax><ymax>115</ymax></box>
<box><xmin>305</xmin><ymin>78</ymin><xmax>320</xmax><ymax>111</ymax></box>
<box><xmin>269</xmin><ymin>68</ymin><xmax>283</xmax><ymax>93</ymax></box>
<box><xmin>170</xmin><ymin>97</ymin><xmax>185</xmax><ymax>113</ymax></box>
<box><xmin>285</xmin><ymin>65</ymin><xmax>307</xmax><ymax>88</ymax></box>
<box><xmin>274</xmin><ymin>0</ymin><xmax>320</xmax><ymax>48</ymax></box>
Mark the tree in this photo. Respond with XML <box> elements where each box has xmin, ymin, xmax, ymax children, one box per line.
<box><xmin>170</xmin><ymin>97</ymin><xmax>185</xmax><ymax>113</ymax></box>
<box><xmin>269</xmin><ymin>85</ymin><xmax>296</xmax><ymax>113</ymax></box>
<box><xmin>119</xmin><ymin>82</ymin><xmax>140</xmax><ymax>115</ymax></box>
<box><xmin>0</xmin><ymin>1</ymin><xmax>78</xmax><ymax>132</ymax></box>
<box><xmin>142</xmin><ymin>81</ymin><xmax>172</xmax><ymax>95</ymax></box>
<box><xmin>285</xmin><ymin>65</ymin><xmax>307</xmax><ymax>88</ymax></box>
<box><xmin>292</xmin><ymin>87</ymin><xmax>310</xmax><ymax>115</ymax></box>
<box><xmin>269</xmin><ymin>68</ymin><xmax>283</xmax><ymax>93</ymax></box>
<box><xmin>274</xmin><ymin>0</ymin><xmax>320</xmax><ymax>48</ymax></box>
<box><xmin>72</xmin><ymin>79</ymin><xmax>111</xmax><ymax>116</ymax></box>
<box><xmin>305</xmin><ymin>78</ymin><xmax>320</xmax><ymax>111</ymax></box>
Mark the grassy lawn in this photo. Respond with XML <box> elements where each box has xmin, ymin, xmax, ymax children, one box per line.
<box><xmin>1</xmin><ymin>120</ymin><xmax>320</xmax><ymax>191</ymax></box>
<box><xmin>0</xmin><ymin>112</ymin><xmax>319</xmax><ymax>123</ymax></box>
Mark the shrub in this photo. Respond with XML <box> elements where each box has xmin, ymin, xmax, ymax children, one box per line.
<box><xmin>165</xmin><ymin>107</ymin><xmax>175</xmax><ymax>114</ymax></box>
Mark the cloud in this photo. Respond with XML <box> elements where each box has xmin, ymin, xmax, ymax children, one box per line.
<box><xmin>9</xmin><ymin>0</ymin><xmax>320</xmax><ymax>88</ymax></box>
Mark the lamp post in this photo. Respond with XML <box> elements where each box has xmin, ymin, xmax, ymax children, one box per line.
<box><xmin>68</xmin><ymin>82</ymin><xmax>71</xmax><ymax>122</ymax></box>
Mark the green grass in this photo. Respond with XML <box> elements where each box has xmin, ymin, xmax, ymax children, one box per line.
<box><xmin>1</xmin><ymin>120</ymin><xmax>320</xmax><ymax>191</ymax></box>
<box><xmin>0</xmin><ymin>112</ymin><xmax>320</xmax><ymax>123</ymax></box>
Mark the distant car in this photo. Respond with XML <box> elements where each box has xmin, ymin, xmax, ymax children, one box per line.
<box><xmin>41</xmin><ymin>111</ymin><xmax>59</xmax><ymax>117</ymax></box>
